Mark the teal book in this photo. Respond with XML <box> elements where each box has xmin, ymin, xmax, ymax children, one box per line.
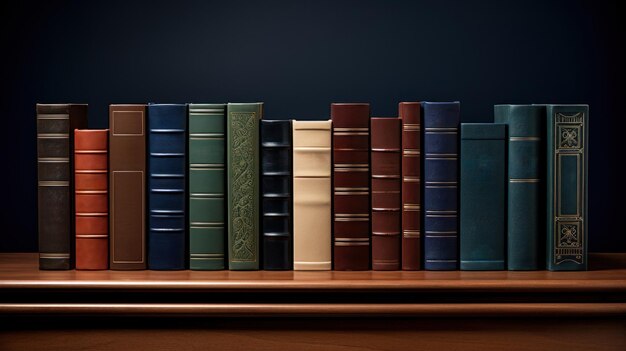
<box><xmin>188</xmin><ymin>104</ymin><xmax>226</xmax><ymax>270</ymax></box>
<box><xmin>226</xmin><ymin>102</ymin><xmax>263</xmax><ymax>270</ymax></box>
<box><xmin>494</xmin><ymin>105</ymin><xmax>545</xmax><ymax>270</ymax></box>
<box><xmin>460</xmin><ymin>123</ymin><xmax>506</xmax><ymax>270</ymax></box>
<box><xmin>545</xmin><ymin>104</ymin><xmax>588</xmax><ymax>271</ymax></box>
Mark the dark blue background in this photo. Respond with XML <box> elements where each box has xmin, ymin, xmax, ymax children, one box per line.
<box><xmin>2</xmin><ymin>0</ymin><xmax>624</xmax><ymax>252</ymax></box>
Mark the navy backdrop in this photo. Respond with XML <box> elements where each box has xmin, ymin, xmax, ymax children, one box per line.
<box><xmin>1</xmin><ymin>0</ymin><xmax>624</xmax><ymax>252</ymax></box>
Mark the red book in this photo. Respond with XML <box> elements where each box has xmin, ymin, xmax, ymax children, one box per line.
<box><xmin>371</xmin><ymin>118</ymin><xmax>401</xmax><ymax>270</ymax></box>
<box><xmin>399</xmin><ymin>102</ymin><xmax>422</xmax><ymax>270</ymax></box>
<box><xmin>331</xmin><ymin>103</ymin><xmax>370</xmax><ymax>270</ymax></box>
<box><xmin>74</xmin><ymin>129</ymin><xmax>108</xmax><ymax>270</ymax></box>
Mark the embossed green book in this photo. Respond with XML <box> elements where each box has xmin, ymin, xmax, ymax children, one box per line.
<box><xmin>226</xmin><ymin>102</ymin><xmax>262</xmax><ymax>270</ymax></box>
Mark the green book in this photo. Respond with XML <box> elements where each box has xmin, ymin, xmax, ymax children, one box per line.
<box><xmin>226</xmin><ymin>102</ymin><xmax>262</xmax><ymax>270</ymax></box>
<box><xmin>545</xmin><ymin>104</ymin><xmax>588</xmax><ymax>271</ymax></box>
<box><xmin>188</xmin><ymin>104</ymin><xmax>226</xmax><ymax>270</ymax></box>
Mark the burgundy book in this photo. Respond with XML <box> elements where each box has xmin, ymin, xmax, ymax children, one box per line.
<box><xmin>74</xmin><ymin>129</ymin><xmax>109</xmax><ymax>270</ymax></box>
<box><xmin>399</xmin><ymin>102</ymin><xmax>422</xmax><ymax>270</ymax></box>
<box><xmin>371</xmin><ymin>117</ymin><xmax>401</xmax><ymax>270</ymax></box>
<box><xmin>331</xmin><ymin>103</ymin><xmax>371</xmax><ymax>270</ymax></box>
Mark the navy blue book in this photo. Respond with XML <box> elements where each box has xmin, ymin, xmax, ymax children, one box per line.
<box><xmin>423</xmin><ymin>101</ymin><xmax>460</xmax><ymax>270</ymax></box>
<box><xmin>148</xmin><ymin>103</ymin><xmax>187</xmax><ymax>270</ymax></box>
<box><xmin>460</xmin><ymin>123</ymin><xmax>506</xmax><ymax>270</ymax></box>
<box><xmin>261</xmin><ymin>120</ymin><xmax>293</xmax><ymax>270</ymax></box>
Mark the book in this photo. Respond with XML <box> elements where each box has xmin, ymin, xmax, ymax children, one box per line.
<box><xmin>261</xmin><ymin>120</ymin><xmax>293</xmax><ymax>270</ymax></box>
<box><xmin>494</xmin><ymin>105</ymin><xmax>545</xmax><ymax>270</ymax></box>
<box><xmin>292</xmin><ymin>120</ymin><xmax>332</xmax><ymax>270</ymax></box>
<box><xmin>147</xmin><ymin>104</ymin><xmax>187</xmax><ymax>270</ymax></box>
<box><xmin>74</xmin><ymin>129</ymin><xmax>109</xmax><ymax>270</ymax></box>
<box><xmin>331</xmin><ymin>103</ymin><xmax>371</xmax><ymax>271</ymax></box>
<box><xmin>423</xmin><ymin>101</ymin><xmax>460</xmax><ymax>271</ymax></box>
<box><xmin>109</xmin><ymin>104</ymin><xmax>147</xmax><ymax>270</ymax></box>
<box><xmin>36</xmin><ymin>104</ymin><xmax>87</xmax><ymax>270</ymax></box>
<box><xmin>460</xmin><ymin>123</ymin><xmax>506</xmax><ymax>270</ymax></box>
<box><xmin>226</xmin><ymin>103</ymin><xmax>263</xmax><ymax>270</ymax></box>
<box><xmin>188</xmin><ymin>103</ymin><xmax>226</xmax><ymax>270</ymax></box>
<box><xmin>371</xmin><ymin>117</ymin><xmax>401</xmax><ymax>270</ymax></box>
<box><xmin>399</xmin><ymin>102</ymin><xmax>422</xmax><ymax>270</ymax></box>
<box><xmin>545</xmin><ymin>104</ymin><xmax>588</xmax><ymax>271</ymax></box>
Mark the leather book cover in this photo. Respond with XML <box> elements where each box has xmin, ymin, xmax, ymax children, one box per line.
<box><xmin>423</xmin><ymin>101</ymin><xmax>460</xmax><ymax>271</ymax></box>
<box><xmin>188</xmin><ymin>103</ymin><xmax>226</xmax><ymax>270</ymax></box>
<box><xmin>147</xmin><ymin>104</ymin><xmax>187</xmax><ymax>270</ymax></box>
<box><xmin>544</xmin><ymin>104</ymin><xmax>588</xmax><ymax>271</ymax></box>
<box><xmin>37</xmin><ymin>103</ymin><xmax>87</xmax><ymax>270</ymax></box>
<box><xmin>331</xmin><ymin>103</ymin><xmax>371</xmax><ymax>270</ymax></box>
<box><xmin>399</xmin><ymin>102</ymin><xmax>422</xmax><ymax>270</ymax></box>
<box><xmin>74</xmin><ymin>129</ymin><xmax>108</xmax><ymax>270</ymax></box>
<box><xmin>261</xmin><ymin>120</ymin><xmax>293</xmax><ymax>270</ymax></box>
<box><xmin>494</xmin><ymin>105</ymin><xmax>545</xmax><ymax>270</ymax></box>
<box><xmin>292</xmin><ymin>120</ymin><xmax>332</xmax><ymax>270</ymax></box>
<box><xmin>371</xmin><ymin>117</ymin><xmax>401</xmax><ymax>270</ymax></box>
<box><xmin>226</xmin><ymin>103</ymin><xmax>262</xmax><ymax>270</ymax></box>
<box><xmin>109</xmin><ymin>104</ymin><xmax>147</xmax><ymax>270</ymax></box>
<box><xmin>460</xmin><ymin>123</ymin><xmax>506</xmax><ymax>270</ymax></box>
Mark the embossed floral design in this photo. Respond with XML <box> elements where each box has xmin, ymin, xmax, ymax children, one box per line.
<box><xmin>560</xmin><ymin>127</ymin><xmax>579</xmax><ymax>148</ymax></box>
<box><xmin>559</xmin><ymin>224</ymin><xmax>579</xmax><ymax>247</ymax></box>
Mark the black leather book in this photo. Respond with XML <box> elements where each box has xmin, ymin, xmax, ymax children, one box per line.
<box><xmin>260</xmin><ymin>120</ymin><xmax>293</xmax><ymax>270</ymax></box>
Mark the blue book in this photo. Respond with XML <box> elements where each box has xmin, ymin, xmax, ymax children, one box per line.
<box><xmin>460</xmin><ymin>123</ymin><xmax>506</xmax><ymax>270</ymax></box>
<box><xmin>423</xmin><ymin>101</ymin><xmax>460</xmax><ymax>270</ymax></box>
<box><xmin>147</xmin><ymin>103</ymin><xmax>187</xmax><ymax>270</ymax></box>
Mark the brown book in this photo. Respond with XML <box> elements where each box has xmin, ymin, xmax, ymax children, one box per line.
<box><xmin>109</xmin><ymin>104</ymin><xmax>146</xmax><ymax>270</ymax></box>
<box><xmin>399</xmin><ymin>102</ymin><xmax>422</xmax><ymax>270</ymax></box>
<box><xmin>331</xmin><ymin>103</ymin><xmax>371</xmax><ymax>270</ymax></box>
<box><xmin>74</xmin><ymin>129</ymin><xmax>108</xmax><ymax>270</ymax></box>
<box><xmin>371</xmin><ymin>118</ymin><xmax>401</xmax><ymax>270</ymax></box>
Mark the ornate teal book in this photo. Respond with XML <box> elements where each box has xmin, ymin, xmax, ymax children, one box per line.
<box><xmin>188</xmin><ymin>104</ymin><xmax>226</xmax><ymax>270</ymax></box>
<box><xmin>494</xmin><ymin>105</ymin><xmax>545</xmax><ymax>270</ymax></box>
<box><xmin>226</xmin><ymin>102</ymin><xmax>263</xmax><ymax>270</ymax></box>
<box><xmin>460</xmin><ymin>123</ymin><xmax>506</xmax><ymax>270</ymax></box>
<box><xmin>545</xmin><ymin>104</ymin><xmax>588</xmax><ymax>271</ymax></box>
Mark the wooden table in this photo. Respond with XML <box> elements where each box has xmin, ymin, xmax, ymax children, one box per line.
<box><xmin>1</xmin><ymin>253</ymin><xmax>625</xmax><ymax>350</ymax></box>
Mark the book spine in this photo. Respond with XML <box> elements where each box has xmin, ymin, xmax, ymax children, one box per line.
<box><xmin>494</xmin><ymin>105</ymin><xmax>545</xmax><ymax>270</ymax></box>
<box><xmin>423</xmin><ymin>102</ymin><xmax>460</xmax><ymax>270</ymax></box>
<box><xmin>147</xmin><ymin>104</ymin><xmax>187</xmax><ymax>270</ymax></box>
<box><xmin>109</xmin><ymin>104</ymin><xmax>147</xmax><ymax>270</ymax></box>
<box><xmin>188</xmin><ymin>104</ymin><xmax>226</xmax><ymax>270</ymax></box>
<box><xmin>37</xmin><ymin>104</ymin><xmax>87</xmax><ymax>270</ymax></box>
<box><xmin>74</xmin><ymin>129</ymin><xmax>109</xmax><ymax>270</ymax></box>
<box><xmin>261</xmin><ymin>120</ymin><xmax>293</xmax><ymax>270</ymax></box>
<box><xmin>332</xmin><ymin>103</ymin><xmax>371</xmax><ymax>270</ymax></box>
<box><xmin>546</xmin><ymin>104</ymin><xmax>588</xmax><ymax>271</ymax></box>
<box><xmin>371</xmin><ymin>118</ymin><xmax>401</xmax><ymax>270</ymax></box>
<box><xmin>460</xmin><ymin>123</ymin><xmax>506</xmax><ymax>270</ymax></box>
<box><xmin>399</xmin><ymin>102</ymin><xmax>422</xmax><ymax>270</ymax></box>
<box><xmin>293</xmin><ymin>121</ymin><xmax>332</xmax><ymax>270</ymax></box>
<box><xmin>226</xmin><ymin>103</ymin><xmax>262</xmax><ymax>270</ymax></box>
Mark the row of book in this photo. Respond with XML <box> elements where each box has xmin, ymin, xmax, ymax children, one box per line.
<box><xmin>36</xmin><ymin>102</ymin><xmax>588</xmax><ymax>271</ymax></box>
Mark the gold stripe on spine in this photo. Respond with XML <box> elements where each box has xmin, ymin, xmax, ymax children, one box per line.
<box><xmin>76</xmin><ymin>170</ymin><xmax>107</xmax><ymax>174</ymax></box>
<box><xmin>403</xmin><ymin>204</ymin><xmax>420</xmax><ymax>210</ymax></box>
<box><xmin>403</xmin><ymin>177</ymin><xmax>420</xmax><ymax>182</ymax></box>
<box><xmin>76</xmin><ymin>212</ymin><xmax>108</xmax><ymax>216</ymax></box>
<box><xmin>39</xmin><ymin>253</ymin><xmax>70</xmax><ymax>258</ymax></box>
<box><xmin>38</xmin><ymin>181</ymin><xmax>69</xmax><ymax>186</ymax></box>
<box><xmin>76</xmin><ymin>234</ymin><xmax>108</xmax><ymax>238</ymax></box>
<box><xmin>335</xmin><ymin>242</ymin><xmax>370</xmax><ymax>246</ymax></box>
<box><xmin>335</xmin><ymin>214</ymin><xmax>369</xmax><ymax>217</ymax></box>
<box><xmin>510</xmin><ymin>178</ymin><xmax>540</xmax><ymax>183</ymax></box>
<box><xmin>334</xmin><ymin>192</ymin><xmax>369</xmax><ymax>195</ymax></box>
<box><xmin>372</xmin><ymin>175</ymin><xmax>400</xmax><ymax>179</ymax></box>
<box><xmin>334</xmin><ymin>187</ymin><xmax>369</xmax><ymax>191</ymax></box>
<box><xmin>333</xmin><ymin>127</ymin><xmax>368</xmax><ymax>132</ymax></box>
<box><xmin>510</xmin><ymin>136</ymin><xmax>541</xmax><ymax>141</ymax></box>
<box><xmin>38</xmin><ymin>157</ymin><xmax>70</xmax><ymax>163</ymax></box>
<box><xmin>75</xmin><ymin>190</ymin><xmax>107</xmax><ymax>194</ymax></box>
<box><xmin>75</xmin><ymin>150</ymin><xmax>108</xmax><ymax>154</ymax></box>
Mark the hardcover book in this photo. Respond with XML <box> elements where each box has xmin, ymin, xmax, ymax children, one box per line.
<box><xmin>74</xmin><ymin>129</ymin><xmax>108</xmax><ymax>270</ymax></box>
<box><xmin>188</xmin><ymin>103</ymin><xmax>226</xmax><ymax>270</ymax></box>
<box><xmin>147</xmin><ymin>104</ymin><xmax>187</xmax><ymax>270</ymax></box>
<box><xmin>36</xmin><ymin>104</ymin><xmax>87</xmax><ymax>270</ymax></box>
<box><xmin>226</xmin><ymin>103</ymin><xmax>263</xmax><ymax>270</ymax></box>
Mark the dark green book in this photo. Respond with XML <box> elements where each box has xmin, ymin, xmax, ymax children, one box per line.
<box><xmin>545</xmin><ymin>104</ymin><xmax>588</xmax><ymax>271</ymax></box>
<box><xmin>494</xmin><ymin>105</ymin><xmax>545</xmax><ymax>270</ymax></box>
<box><xmin>188</xmin><ymin>104</ymin><xmax>226</xmax><ymax>270</ymax></box>
<box><xmin>460</xmin><ymin>123</ymin><xmax>506</xmax><ymax>270</ymax></box>
<box><xmin>226</xmin><ymin>102</ymin><xmax>262</xmax><ymax>270</ymax></box>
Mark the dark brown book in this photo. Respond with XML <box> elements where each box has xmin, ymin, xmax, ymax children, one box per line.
<box><xmin>109</xmin><ymin>104</ymin><xmax>146</xmax><ymax>270</ymax></box>
<box><xmin>371</xmin><ymin>117</ymin><xmax>401</xmax><ymax>270</ymax></box>
<box><xmin>399</xmin><ymin>102</ymin><xmax>422</xmax><ymax>270</ymax></box>
<box><xmin>74</xmin><ymin>129</ymin><xmax>108</xmax><ymax>270</ymax></box>
<box><xmin>36</xmin><ymin>104</ymin><xmax>87</xmax><ymax>270</ymax></box>
<box><xmin>331</xmin><ymin>103</ymin><xmax>370</xmax><ymax>271</ymax></box>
